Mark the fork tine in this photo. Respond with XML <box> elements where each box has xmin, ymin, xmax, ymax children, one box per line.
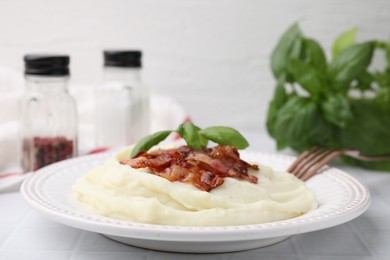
<box><xmin>287</xmin><ymin>147</ymin><xmax>323</xmax><ymax>173</ymax></box>
<box><xmin>289</xmin><ymin>147</ymin><xmax>390</xmax><ymax>181</ymax></box>
<box><xmin>288</xmin><ymin>147</ymin><xmax>328</xmax><ymax>175</ymax></box>
<box><xmin>300</xmin><ymin>150</ymin><xmax>343</xmax><ymax>181</ymax></box>
<box><xmin>293</xmin><ymin>148</ymin><xmax>334</xmax><ymax>179</ymax></box>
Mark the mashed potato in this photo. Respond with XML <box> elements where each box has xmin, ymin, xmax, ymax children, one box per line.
<box><xmin>72</xmin><ymin>146</ymin><xmax>317</xmax><ymax>226</ymax></box>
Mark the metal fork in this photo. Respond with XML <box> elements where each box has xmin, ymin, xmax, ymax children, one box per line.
<box><xmin>288</xmin><ymin>147</ymin><xmax>390</xmax><ymax>181</ymax></box>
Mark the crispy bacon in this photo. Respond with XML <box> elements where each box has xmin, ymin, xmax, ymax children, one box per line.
<box><xmin>120</xmin><ymin>145</ymin><xmax>259</xmax><ymax>192</ymax></box>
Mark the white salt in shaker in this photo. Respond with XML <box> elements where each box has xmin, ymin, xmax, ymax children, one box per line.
<box><xmin>95</xmin><ymin>50</ymin><xmax>150</xmax><ymax>147</ymax></box>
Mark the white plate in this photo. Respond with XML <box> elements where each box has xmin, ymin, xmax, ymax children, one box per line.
<box><xmin>20</xmin><ymin>151</ymin><xmax>371</xmax><ymax>253</ymax></box>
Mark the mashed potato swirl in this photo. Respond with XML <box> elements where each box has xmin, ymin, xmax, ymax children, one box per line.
<box><xmin>72</xmin><ymin>146</ymin><xmax>317</xmax><ymax>226</ymax></box>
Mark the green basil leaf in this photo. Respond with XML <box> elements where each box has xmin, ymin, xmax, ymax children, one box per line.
<box><xmin>339</xmin><ymin>94</ymin><xmax>390</xmax><ymax>171</ymax></box>
<box><xmin>374</xmin><ymin>88</ymin><xmax>390</xmax><ymax>110</ymax></box>
<box><xmin>303</xmin><ymin>38</ymin><xmax>327</xmax><ymax>71</ymax></box>
<box><xmin>273</xmin><ymin>96</ymin><xmax>337</xmax><ymax>151</ymax></box>
<box><xmin>195</xmin><ymin>125</ymin><xmax>209</xmax><ymax>147</ymax></box>
<box><xmin>199</xmin><ymin>126</ymin><xmax>249</xmax><ymax>149</ymax></box>
<box><xmin>341</xmin><ymin>156</ymin><xmax>390</xmax><ymax>171</ymax></box>
<box><xmin>266</xmin><ymin>74</ymin><xmax>287</xmax><ymax>137</ymax></box>
<box><xmin>373</xmin><ymin>70</ymin><xmax>390</xmax><ymax>88</ymax></box>
<box><xmin>271</xmin><ymin>23</ymin><xmax>303</xmax><ymax>79</ymax></box>
<box><xmin>383</xmin><ymin>41</ymin><xmax>390</xmax><ymax>88</ymax></box>
<box><xmin>340</xmin><ymin>98</ymin><xmax>390</xmax><ymax>156</ymax></box>
<box><xmin>287</xmin><ymin>59</ymin><xmax>325</xmax><ymax>98</ymax></box>
<box><xmin>328</xmin><ymin>42</ymin><xmax>374</xmax><ymax>92</ymax></box>
<box><xmin>179</xmin><ymin>123</ymin><xmax>208</xmax><ymax>147</ymax></box>
<box><xmin>176</xmin><ymin>122</ymin><xmax>203</xmax><ymax>150</ymax></box>
<box><xmin>375</xmin><ymin>40</ymin><xmax>390</xmax><ymax>69</ymax></box>
<box><xmin>286</xmin><ymin>39</ymin><xmax>303</xmax><ymax>84</ymax></box>
<box><xmin>332</xmin><ymin>27</ymin><xmax>357</xmax><ymax>59</ymax></box>
<box><xmin>130</xmin><ymin>130</ymin><xmax>173</xmax><ymax>157</ymax></box>
<box><xmin>321</xmin><ymin>93</ymin><xmax>353</xmax><ymax>128</ymax></box>
<box><xmin>354</xmin><ymin>71</ymin><xmax>374</xmax><ymax>90</ymax></box>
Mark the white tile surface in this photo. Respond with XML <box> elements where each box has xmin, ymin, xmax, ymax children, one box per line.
<box><xmin>0</xmin><ymin>193</ymin><xmax>30</xmax><ymax>225</ymax></box>
<box><xmin>361</xmin><ymin>231</ymin><xmax>390</xmax><ymax>257</ymax></box>
<box><xmin>351</xmin><ymin>215</ymin><xmax>390</xmax><ymax>231</ymax></box>
<box><xmin>301</xmin><ymin>257</ymin><xmax>375</xmax><ymax>260</ymax></box>
<box><xmin>0</xmin><ymin>252</ymin><xmax>70</xmax><ymax>260</ymax></box>
<box><xmin>293</xmin><ymin>230</ymin><xmax>370</xmax><ymax>256</ymax></box>
<box><xmin>76</xmin><ymin>232</ymin><xmax>145</xmax><ymax>253</ymax></box>
<box><xmin>3</xmin><ymin>225</ymin><xmax>81</xmax><ymax>251</ymax></box>
<box><xmin>228</xmin><ymin>238</ymin><xmax>297</xmax><ymax>257</ymax></box>
<box><xmin>228</xmin><ymin>256</ymin><xmax>300</xmax><ymax>260</ymax></box>
<box><xmin>70</xmin><ymin>252</ymin><xmax>148</xmax><ymax>260</ymax></box>
<box><xmin>0</xmin><ymin>225</ymin><xmax>15</xmax><ymax>245</ymax></box>
<box><xmin>148</xmin><ymin>252</ymin><xmax>225</xmax><ymax>260</ymax></box>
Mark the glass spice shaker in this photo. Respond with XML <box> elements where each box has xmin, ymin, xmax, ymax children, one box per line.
<box><xmin>95</xmin><ymin>50</ymin><xmax>150</xmax><ymax>147</ymax></box>
<box><xmin>19</xmin><ymin>54</ymin><xmax>78</xmax><ymax>172</ymax></box>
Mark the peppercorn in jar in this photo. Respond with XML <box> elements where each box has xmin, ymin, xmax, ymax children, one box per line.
<box><xmin>19</xmin><ymin>55</ymin><xmax>78</xmax><ymax>172</ymax></box>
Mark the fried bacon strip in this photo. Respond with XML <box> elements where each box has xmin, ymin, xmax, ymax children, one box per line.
<box><xmin>119</xmin><ymin>145</ymin><xmax>259</xmax><ymax>192</ymax></box>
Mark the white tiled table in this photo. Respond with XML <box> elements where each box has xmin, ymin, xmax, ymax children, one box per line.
<box><xmin>1</xmin><ymin>132</ymin><xmax>390</xmax><ymax>260</ymax></box>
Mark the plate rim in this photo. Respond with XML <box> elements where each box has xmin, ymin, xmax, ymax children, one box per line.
<box><xmin>20</xmin><ymin>151</ymin><xmax>371</xmax><ymax>242</ymax></box>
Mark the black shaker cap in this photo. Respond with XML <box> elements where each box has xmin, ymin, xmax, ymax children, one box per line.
<box><xmin>24</xmin><ymin>54</ymin><xmax>70</xmax><ymax>76</ymax></box>
<box><xmin>104</xmin><ymin>50</ymin><xmax>142</xmax><ymax>68</ymax></box>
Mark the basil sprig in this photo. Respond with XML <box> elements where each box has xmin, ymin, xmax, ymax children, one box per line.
<box><xmin>130</xmin><ymin>122</ymin><xmax>249</xmax><ymax>158</ymax></box>
<box><xmin>267</xmin><ymin>23</ymin><xmax>390</xmax><ymax>171</ymax></box>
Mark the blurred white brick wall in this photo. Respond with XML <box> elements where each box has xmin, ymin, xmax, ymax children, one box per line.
<box><xmin>0</xmin><ymin>0</ymin><xmax>389</xmax><ymax>133</ymax></box>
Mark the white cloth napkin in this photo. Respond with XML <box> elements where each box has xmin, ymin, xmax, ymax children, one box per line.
<box><xmin>0</xmin><ymin>68</ymin><xmax>188</xmax><ymax>193</ymax></box>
